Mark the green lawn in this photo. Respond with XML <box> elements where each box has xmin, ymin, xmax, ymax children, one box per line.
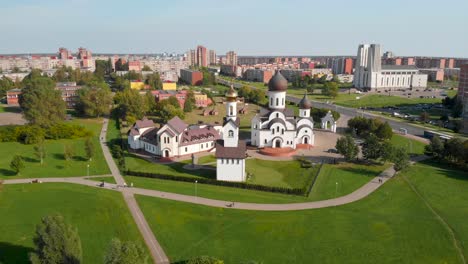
<box><xmin>0</xmin><ymin>183</ymin><xmax>148</xmax><ymax>264</ymax></box>
<box><xmin>334</xmin><ymin>94</ymin><xmax>444</xmax><ymax>108</ymax></box>
<box><xmin>246</xmin><ymin>159</ymin><xmax>317</xmax><ymax>189</ymax></box>
<box><xmin>136</xmin><ymin>162</ymin><xmax>465</xmax><ymax>263</ymax></box>
<box><xmin>123</xmin><ymin>162</ymin><xmax>387</xmax><ymax>204</ymax></box>
<box><xmin>309</xmin><ymin>162</ymin><xmax>390</xmax><ymax>201</ymax></box>
<box><xmin>403</xmin><ymin>161</ymin><xmax>468</xmax><ymax>259</ymax></box>
<box><xmin>197</xmin><ymin>155</ymin><xmax>216</xmax><ymax>164</ymax></box>
<box><xmin>390</xmin><ymin>134</ymin><xmax>427</xmax><ymax>155</ymax></box>
<box><xmin>0</xmin><ymin>118</ymin><xmax>110</xmax><ymax>179</ymax></box>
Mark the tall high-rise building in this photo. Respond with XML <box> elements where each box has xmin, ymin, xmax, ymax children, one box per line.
<box><xmin>225</xmin><ymin>51</ymin><xmax>238</xmax><ymax>66</ymax></box>
<box><xmin>208</xmin><ymin>49</ymin><xmax>217</xmax><ymax>65</ymax></box>
<box><xmin>59</xmin><ymin>47</ymin><xmax>71</xmax><ymax>59</ymax></box>
<box><xmin>458</xmin><ymin>65</ymin><xmax>468</xmax><ymax>102</ymax></box>
<box><xmin>354</xmin><ymin>44</ymin><xmax>427</xmax><ymax>90</ymax></box>
<box><xmin>186</xmin><ymin>49</ymin><xmax>196</xmax><ymax>66</ymax></box>
<box><xmin>196</xmin><ymin>45</ymin><xmax>207</xmax><ymax>67</ymax></box>
<box><xmin>78</xmin><ymin>47</ymin><xmax>92</xmax><ymax>59</ymax></box>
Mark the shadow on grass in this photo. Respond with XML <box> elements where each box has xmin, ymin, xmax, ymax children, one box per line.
<box><xmin>0</xmin><ymin>241</ymin><xmax>33</xmax><ymax>264</ymax></box>
<box><xmin>339</xmin><ymin>165</ymin><xmax>383</xmax><ymax>178</ymax></box>
<box><xmin>418</xmin><ymin>159</ymin><xmax>468</xmax><ymax>181</ymax></box>
<box><xmin>52</xmin><ymin>153</ymin><xmax>65</xmax><ymax>160</ymax></box>
<box><xmin>22</xmin><ymin>156</ymin><xmax>38</xmax><ymax>163</ymax></box>
<box><xmin>0</xmin><ymin>168</ymin><xmax>17</xmax><ymax>176</ymax></box>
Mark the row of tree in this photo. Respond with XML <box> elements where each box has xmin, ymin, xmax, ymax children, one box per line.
<box><xmin>424</xmin><ymin>136</ymin><xmax>468</xmax><ymax>167</ymax></box>
<box><xmin>335</xmin><ymin>117</ymin><xmax>410</xmax><ymax>171</ymax></box>
<box><xmin>237</xmin><ymin>86</ymin><xmax>267</xmax><ymax>105</ymax></box>
<box><xmin>9</xmin><ymin>138</ymin><xmax>95</xmax><ymax>175</ymax></box>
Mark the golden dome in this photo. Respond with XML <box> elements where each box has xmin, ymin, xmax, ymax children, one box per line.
<box><xmin>225</xmin><ymin>84</ymin><xmax>238</xmax><ymax>98</ymax></box>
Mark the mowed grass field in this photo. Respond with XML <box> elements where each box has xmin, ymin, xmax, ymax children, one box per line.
<box><xmin>390</xmin><ymin>134</ymin><xmax>427</xmax><ymax>155</ymax></box>
<box><xmin>0</xmin><ymin>183</ymin><xmax>148</xmax><ymax>264</ymax></box>
<box><xmin>0</xmin><ymin>118</ymin><xmax>110</xmax><ymax>179</ymax></box>
<box><xmin>136</xmin><ymin>161</ymin><xmax>467</xmax><ymax>264</ymax></box>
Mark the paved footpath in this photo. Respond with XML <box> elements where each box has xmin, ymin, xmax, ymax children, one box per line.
<box><xmin>99</xmin><ymin>118</ymin><xmax>170</xmax><ymax>264</ymax></box>
<box><xmin>4</xmin><ymin>163</ymin><xmax>397</xmax><ymax>212</ymax></box>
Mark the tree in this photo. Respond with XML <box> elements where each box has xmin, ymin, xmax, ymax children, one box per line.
<box><xmin>145</xmin><ymin>72</ymin><xmax>162</xmax><ymax>90</ymax></box>
<box><xmin>10</xmin><ymin>155</ymin><xmax>24</xmax><ymax>175</ymax></box>
<box><xmin>375</xmin><ymin>122</ymin><xmax>393</xmax><ymax>140</ymax></box>
<box><xmin>75</xmin><ymin>85</ymin><xmax>112</xmax><ymax>117</ymax></box>
<box><xmin>159</xmin><ymin>104</ymin><xmax>184</xmax><ymax>123</ymax></box>
<box><xmin>184</xmin><ymin>91</ymin><xmax>196</xmax><ymax>112</ymax></box>
<box><xmin>424</xmin><ymin>136</ymin><xmax>444</xmax><ymax>160</ymax></box>
<box><xmin>335</xmin><ymin>135</ymin><xmax>359</xmax><ymax>161</ymax></box>
<box><xmin>362</xmin><ymin>134</ymin><xmax>382</xmax><ymax>160</ymax></box>
<box><xmin>187</xmin><ymin>256</ymin><xmax>224</xmax><ymax>264</ymax></box>
<box><xmin>317</xmin><ymin>75</ymin><xmax>328</xmax><ymax>84</ymax></box>
<box><xmin>19</xmin><ymin>75</ymin><xmax>66</xmax><ymax>127</ymax></box>
<box><xmin>64</xmin><ymin>144</ymin><xmax>74</xmax><ymax>161</ymax></box>
<box><xmin>34</xmin><ymin>140</ymin><xmax>47</xmax><ymax>165</ymax></box>
<box><xmin>443</xmin><ymin>138</ymin><xmax>465</xmax><ymax>164</ymax></box>
<box><xmin>250</xmin><ymin>89</ymin><xmax>267</xmax><ymax>105</ymax></box>
<box><xmin>114</xmin><ymin>89</ymin><xmax>148</xmax><ymax>120</ymax></box>
<box><xmin>30</xmin><ymin>214</ymin><xmax>82</xmax><ymax>264</ymax></box>
<box><xmin>0</xmin><ymin>76</ymin><xmax>15</xmax><ymax>98</ymax></box>
<box><xmin>104</xmin><ymin>238</ymin><xmax>148</xmax><ymax>264</ymax></box>
<box><xmin>420</xmin><ymin>111</ymin><xmax>430</xmax><ymax>122</ymax></box>
<box><xmin>144</xmin><ymin>92</ymin><xmax>157</xmax><ymax>115</ymax></box>
<box><xmin>84</xmin><ymin>138</ymin><xmax>94</xmax><ymax>161</ymax></box>
<box><xmin>323</xmin><ymin>82</ymin><xmax>338</xmax><ymax>98</ymax></box>
<box><xmin>141</xmin><ymin>65</ymin><xmax>152</xmax><ymax>71</ymax></box>
<box><xmin>115</xmin><ymin>59</ymin><xmax>129</xmax><ymax>71</ymax></box>
<box><xmin>391</xmin><ymin>147</ymin><xmax>410</xmax><ymax>171</ymax></box>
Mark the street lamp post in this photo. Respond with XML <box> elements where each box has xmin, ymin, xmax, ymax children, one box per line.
<box><xmin>87</xmin><ymin>164</ymin><xmax>90</xmax><ymax>177</ymax></box>
<box><xmin>195</xmin><ymin>180</ymin><xmax>198</xmax><ymax>200</ymax></box>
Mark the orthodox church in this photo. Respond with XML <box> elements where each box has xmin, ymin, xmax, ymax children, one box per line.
<box><xmin>215</xmin><ymin>85</ymin><xmax>246</xmax><ymax>182</ymax></box>
<box><xmin>251</xmin><ymin>71</ymin><xmax>315</xmax><ymax>149</ymax></box>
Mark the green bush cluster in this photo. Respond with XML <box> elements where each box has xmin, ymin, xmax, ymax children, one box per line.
<box><xmin>0</xmin><ymin>123</ymin><xmax>92</xmax><ymax>144</ymax></box>
<box><xmin>125</xmin><ymin>170</ymin><xmax>305</xmax><ymax>196</ymax></box>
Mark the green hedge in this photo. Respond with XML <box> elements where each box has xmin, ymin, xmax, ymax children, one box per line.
<box><xmin>125</xmin><ymin>170</ymin><xmax>305</xmax><ymax>196</ymax></box>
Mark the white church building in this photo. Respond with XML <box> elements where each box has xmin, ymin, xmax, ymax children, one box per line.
<box><xmin>128</xmin><ymin>116</ymin><xmax>222</xmax><ymax>158</ymax></box>
<box><xmin>215</xmin><ymin>85</ymin><xmax>246</xmax><ymax>182</ymax></box>
<box><xmin>251</xmin><ymin>71</ymin><xmax>315</xmax><ymax>149</ymax></box>
<box><xmin>354</xmin><ymin>44</ymin><xmax>428</xmax><ymax>91</ymax></box>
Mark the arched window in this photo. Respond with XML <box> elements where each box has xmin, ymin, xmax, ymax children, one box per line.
<box><xmin>272</xmin><ymin>129</ymin><xmax>275</xmax><ymax>134</ymax></box>
<box><xmin>276</xmin><ymin>98</ymin><xmax>279</xmax><ymax>106</ymax></box>
<box><xmin>270</xmin><ymin>97</ymin><xmax>273</xmax><ymax>106</ymax></box>
<box><xmin>281</xmin><ymin>129</ymin><xmax>284</xmax><ymax>134</ymax></box>
<box><xmin>282</xmin><ymin>98</ymin><xmax>285</xmax><ymax>105</ymax></box>
<box><xmin>276</xmin><ymin>113</ymin><xmax>279</xmax><ymax>118</ymax></box>
<box><xmin>229</xmin><ymin>105</ymin><xmax>233</xmax><ymax>116</ymax></box>
<box><xmin>276</xmin><ymin>127</ymin><xmax>279</xmax><ymax>132</ymax></box>
<box><xmin>228</xmin><ymin>130</ymin><xmax>234</xmax><ymax>137</ymax></box>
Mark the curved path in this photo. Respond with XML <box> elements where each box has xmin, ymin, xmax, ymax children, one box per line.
<box><xmin>3</xmin><ymin>164</ymin><xmax>396</xmax><ymax>211</ymax></box>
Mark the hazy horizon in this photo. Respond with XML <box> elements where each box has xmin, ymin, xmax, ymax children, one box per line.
<box><xmin>1</xmin><ymin>0</ymin><xmax>467</xmax><ymax>57</ymax></box>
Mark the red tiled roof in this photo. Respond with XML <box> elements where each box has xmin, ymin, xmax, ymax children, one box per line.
<box><xmin>135</xmin><ymin>117</ymin><xmax>154</xmax><ymax>129</ymax></box>
<box><xmin>167</xmin><ymin>116</ymin><xmax>188</xmax><ymax>134</ymax></box>
<box><xmin>179</xmin><ymin>125</ymin><xmax>220</xmax><ymax>146</ymax></box>
<box><xmin>215</xmin><ymin>140</ymin><xmax>246</xmax><ymax>159</ymax></box>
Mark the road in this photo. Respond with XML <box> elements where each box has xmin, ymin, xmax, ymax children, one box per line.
<box><xmin>217</xmin><ymin>78</ymin><xmax>428</xmax><ymax>136</ymax></box>
<box><xmin>99</xmin><ymin>118</ymin><xmax>170</xmax><ymax>264</ymax></box>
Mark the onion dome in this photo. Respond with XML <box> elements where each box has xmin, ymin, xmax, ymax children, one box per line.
<box><xmin>225</xmin><ymin>84</ymin><xmax>238</xmax><ymax>101</ymax></box>
<box><xmin>299</xmin><ymin>92</ymin><xmax>312</xmax><ymax>109</ymax></box>
<box><xmin>268</xmin><ymin>70</ymin><xmax>288</xmax><ymax>92</ymax></box>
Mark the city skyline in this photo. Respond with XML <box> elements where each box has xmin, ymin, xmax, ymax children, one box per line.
<box><xmin>1</xmin><ymin>0</ymin><xmax>467</xmax><ymax>57</ymax></box>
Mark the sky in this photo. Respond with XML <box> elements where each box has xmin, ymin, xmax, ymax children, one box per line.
<box><xmin>1</xmin><ymin>0</ymin><xmax>467</xmax><ymax>57</ymax></box>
